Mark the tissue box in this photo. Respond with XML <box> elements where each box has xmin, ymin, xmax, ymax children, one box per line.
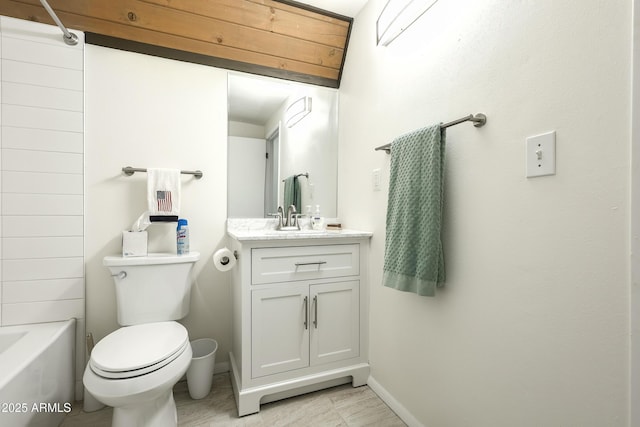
<box><xmin>122</xmin><ymin>231</ymin><xmax>148</xmax><ymax>257</ymax></box>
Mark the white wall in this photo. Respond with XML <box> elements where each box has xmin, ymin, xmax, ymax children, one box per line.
<box><xmin>0</xmin><ymin>17</ymin><xmax>84</xmax><ymax>325</ymax></box>
<box><xmin>0</xmin><ymin>17</ymin><xmax>85</xmax><ymax>396</ymax></box>
<box><xmin>339</xmin><ymin>1</ymin><xmax>631</xmax><ymax>426</ymax></box>
<box><xmin>630</xmin><ymin>1</ymin><xmax>640</xmax><ymax>424</ymax></box>
<box><xmin>84</xmin><ymin>46</ymin><xmax>230</xmax><ymax>368</ymax></box>
<box><xmin>228</xmin><ymin>136</ymin><xmax>266</xmax><ymax>217</ymax></box>
<box><xmin>228</xmin><ymin>120</ymin><xmax>265</xmax><ymax>139</ymax></box>
<box><xmin>228</xmin><ymin>121</ymin><xmax>267</xmax><ymax>218</ymax></box>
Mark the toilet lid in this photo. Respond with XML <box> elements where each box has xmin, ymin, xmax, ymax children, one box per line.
<box><xmin>90</xmin><ymin>322</ymin><xmax>189</xmax><ymax>379</ymax></box>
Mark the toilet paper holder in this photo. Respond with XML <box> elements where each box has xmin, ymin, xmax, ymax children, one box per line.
<box><xmin>219</xmin><ymin>251</ymin><xmax>238</xmax><ymax>266</ymax></box>
<box><xmin>213</xmin><ymin>247</ymin><xmax>238</xmax><ymax>272</ymax></box>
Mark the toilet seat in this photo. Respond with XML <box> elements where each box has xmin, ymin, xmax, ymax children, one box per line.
<box><xmin>90</xmin><ymin>321</ymin><xmax>189</xmax><ymax>380</ymax></box>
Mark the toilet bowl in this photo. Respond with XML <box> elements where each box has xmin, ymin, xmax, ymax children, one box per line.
<box><xmin>83</xmin><ymin>252</ymin><xmax>200</xmax><ymax>427</ymax></box>
<box><xmin>83</xmin><ymin>321</ymin><xmax>192</xmax><ymax>427</ymax></box>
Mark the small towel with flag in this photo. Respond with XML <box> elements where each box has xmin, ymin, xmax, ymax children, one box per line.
<box><xmin>383</xmin><ymin>124</ymin><xmax>446</xmax><ymax>296</ymax></box>
<box><xmin>147</xmin><ymin>168</ymin><xmax>180</xmax><ymax>218</ymax></box>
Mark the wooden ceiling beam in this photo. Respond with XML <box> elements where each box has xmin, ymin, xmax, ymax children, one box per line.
<box><xmin>0</xmin><ymin>0</ymin><xmax>351</xmax><ymax>87</ymax></box>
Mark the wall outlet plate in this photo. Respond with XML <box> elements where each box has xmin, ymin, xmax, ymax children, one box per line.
<box><xmin>526</xmin><ymin>131</ymin><xmax>556</xmax><ymax>178</ymax></box>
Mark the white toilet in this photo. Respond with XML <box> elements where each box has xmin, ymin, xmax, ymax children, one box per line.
<box><xmin>83</xmin><ymin>252</ymin><xmax>200</xmax><ymax>427</ymax></box>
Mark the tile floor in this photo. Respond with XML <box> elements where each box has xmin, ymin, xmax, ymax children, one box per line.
<box><xmin>61</xmin><ymin>373</ymin><xmax>407</xmax><ymax>426</ymax></box>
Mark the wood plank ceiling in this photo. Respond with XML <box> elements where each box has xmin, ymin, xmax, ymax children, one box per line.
<box><xmin>0</xmin><ymin>0</ymin><xmax>352</xmax><ymax>87</ymax></box>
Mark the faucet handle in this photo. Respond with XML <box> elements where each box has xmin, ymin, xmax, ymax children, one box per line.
<box><xmin>267</xmin><ymin>210</ymin><xmax>285</xmax><ymax>230</ymax></box>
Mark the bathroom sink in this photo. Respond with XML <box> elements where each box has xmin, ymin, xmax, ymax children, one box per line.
<box><xmin>263</xmin><ymin>229</ymin><xmax>330</xmax><ymax>236</ymax></box>
<box><xmin>225</xmin><ymin>220</ymin><xmax>373</xmax><ymax>241</ymax></box>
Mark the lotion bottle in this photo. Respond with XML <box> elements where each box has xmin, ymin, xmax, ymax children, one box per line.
<box><xmin>312</xmin><ymin>205</ymin><xmax>323</xmax><ymax>230</ymax></box>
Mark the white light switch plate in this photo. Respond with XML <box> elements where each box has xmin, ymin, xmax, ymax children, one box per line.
<box><xmin>372</xmin><ymin>168</ymin><xmax>381</xmax><ymax>191</ymax></box>
<box><xmin>526</xmin><ymin>131</ymin><xmax>556</xmax><ymax>178</ymax></box>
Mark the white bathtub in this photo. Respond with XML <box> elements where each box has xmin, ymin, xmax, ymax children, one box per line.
<box><xmin>0</xmin><ymin>319</ymin><xmax>76</xmax><ymax>427</ymax></box>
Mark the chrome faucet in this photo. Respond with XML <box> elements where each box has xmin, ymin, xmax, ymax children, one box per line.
<box><xmin>286</xmin><ymin>205</ymin><xmax>297</xmax><ymax>228</ymax></box>
<box><xmin>268</xmin><ymin>206</ymin><xmax>285</xmax><ymax>230</ymax></box>
<box><xmin>269</xmin><ymin>205</ymin><xmax>301</xmax><ymax>230</ymax></box>
<box><xmin>277</xmin><ymin>206</ymin><xmax>284</xmax><ymax>227</ymax></box>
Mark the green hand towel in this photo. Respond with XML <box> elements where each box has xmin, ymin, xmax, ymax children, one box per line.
<box><xmin>383</xmin><ymin>125</ymin><xmax>446</xmax><ymax>296</ymax></box>
<box><xmin>283</xmin><ymin>175</ymin><xmax>301</xmax><ymax>212</ymax></box>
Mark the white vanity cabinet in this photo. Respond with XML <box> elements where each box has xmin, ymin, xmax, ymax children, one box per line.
<box><xmin>226</xmin><ymin>228</ymin><xmax>371</xmax><ymax>416</ymax></box>
<box><xmin>251</xmin><ymin>278</ymin><xmax>359</xmax><ymax>378</ymax></box>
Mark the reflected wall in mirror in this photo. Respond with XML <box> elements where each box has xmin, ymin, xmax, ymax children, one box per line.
<box><xmin>227</xmin><ymin>72</ymin><xmax>338</xmax><ymax>219</ymax></box>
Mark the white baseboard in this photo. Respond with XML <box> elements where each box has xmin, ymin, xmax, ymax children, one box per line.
<box><xmin>367</xmin><ymin>375</ymin><xmax>424</xmax><ymax>427</ymax></box>
<box><xmin>214</xmin><ymin>361</ymin><xmax>230</xmax><ymax>374</ymax></box>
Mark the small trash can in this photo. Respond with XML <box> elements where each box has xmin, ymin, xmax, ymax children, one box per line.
<box><xmin>186</xmin><ymin>338</ymin><xmax>218</xmax><ymax>399</ymax></box>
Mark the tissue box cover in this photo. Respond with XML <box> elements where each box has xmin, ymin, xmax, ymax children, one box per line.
<box><xmin>122</xmin><ymin>231</ymin><xmax>148</xmax><ymax>257</ymax></box>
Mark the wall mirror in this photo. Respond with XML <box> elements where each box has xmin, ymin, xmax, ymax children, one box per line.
<box><xmin>227</xmin><ymin>72</ymin><xmax>339</xmax><ymax>219</ymax></box>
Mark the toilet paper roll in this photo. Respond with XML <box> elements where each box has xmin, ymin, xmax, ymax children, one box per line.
<box><xmin>213</xmin><ymin>247</ymin><xmax>236</xmax><ymax>272</ymax></box>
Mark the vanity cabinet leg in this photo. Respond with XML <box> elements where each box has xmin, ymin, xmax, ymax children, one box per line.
<box><xmin>237</xmin><ymin>393</ymin><xmax>262</xmax><ymax>417</ymax></box>
<box><xmin>351</xmin><ymin>365</ymin><xmax>370</xmax><ymax>387</ymax></box>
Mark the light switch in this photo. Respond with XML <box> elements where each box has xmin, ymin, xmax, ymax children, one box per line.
<box><xmin>372</xmin><ymin>168</ymin><xmax>381</xmax><ymax>191</ymax></box>
<box><xmin>526</xmin><ymin>131</ymin><xmax>556</xmax><ymax>178</ymax></box>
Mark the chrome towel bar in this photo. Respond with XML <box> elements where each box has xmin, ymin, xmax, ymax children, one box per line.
<box><xmin>375</xmin><ymin>113</ymin><xmax>487</xmax><ymax>154</ymax></box>
<box><xmin>122</xmin><ymin>166</ymin><xmax>203</xmax><ymax>179</ymax></box>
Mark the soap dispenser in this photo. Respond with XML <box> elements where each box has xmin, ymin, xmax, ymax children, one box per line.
<box><xmin>305</xmin><ymin>205</ymin><xmax>312</xmax><ymax>229</ymax></box>
<box><xmin>312</xmin><ymin>205</ymin><xmax>323</xmax><ymax>230</ymax></box>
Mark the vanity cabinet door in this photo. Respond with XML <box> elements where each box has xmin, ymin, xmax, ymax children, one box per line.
<box><xmin>310</xmin><ymin>281</ymin><xmax>360</xmax><ymax>366</ymax></box>
<box><xmin>251</xmin><ymin>284</ymin><xmax>310</xmax><ymax>378</ymax></box>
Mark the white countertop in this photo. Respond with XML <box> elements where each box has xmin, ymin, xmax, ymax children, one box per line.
<box><xmin>226</xmin><ymin>218</ymin><xmax>372</xmax><ymax>241</ymax></box>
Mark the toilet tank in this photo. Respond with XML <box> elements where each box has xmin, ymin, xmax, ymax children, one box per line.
<box><xmin>103</xmin><ymin>252</ymin><xmax>200</xmax><ymax>326</ymax></box>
